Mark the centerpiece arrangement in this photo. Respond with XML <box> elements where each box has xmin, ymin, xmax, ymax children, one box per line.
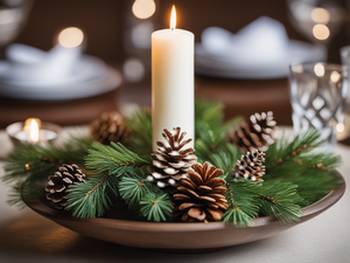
<box><xmin>2</xmin><ymin>6</ymin><xmax>344</xmax><ymax>249</ymax></box>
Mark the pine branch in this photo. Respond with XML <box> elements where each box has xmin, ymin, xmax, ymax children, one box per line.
<box><xmin>119</xmin><ymin>175</ymin><xmax>151</xmax><ymax>206</ymax></box>
<box><xmin>223</xmin><ymin>181</ymin><xmax>260</xmax><ymax>226</ymax></box>
<box><xmin>195</xmin><ymin>100</ymin><xmax>224</xmax><ymax>129</ymax></box>
<box><xmin>3</xmin><ymin>137</ymin><xmax>92</xmax><ymax>183</ymax></box>
<box><xmin>119</xmin><ymin>175</ymin><xmax>174</xmax><ymax>222</ymax></box>
<box><xmin>207</xmin><ymin>144</ymin><xmax>241</xmax><ymax>179</ymax></box>
<box><xmin>85</xmin><ymin>142</ymin><xmax>150</xmax><ymax>175</ymax></box>
<box><xmin>266</xmin><ymin>130</ymin><xmax>325</xmax><ymax>176</ymax></box>
<box><xmin>126</xmin><ymin>109</ymin><xmax>152</xmax><ymax>156</ymax></box>
<box><xmin>65</xmin><ymin>172</ymin><xmax>120</xmax><ymax>219</ymax></box>
<box><xmin>279</xmin><ymin>169</ymin><xmax>340</xmax><ymax>206</ymax></box>
<box><xmin>139</xmin><ymin>193</ymin><xmax>174</xmax><ymax>222</ymax></box>
<box><xmin>256</xmin><ymin>181</ymin><xmax>303</xmax><ymax>222</ymax></box>
<box><xmin>293</xmin><ymin>153</ymin><xmax>341</xmax><ymax>171</ymax></box>
<box><xmin>195</xmin><ymin>100</ymin><xmax>242</xmax><ymax>163</ymax></box>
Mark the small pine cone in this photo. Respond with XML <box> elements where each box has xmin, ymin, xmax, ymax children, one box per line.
<box><xmin>229</xmin><ymin>111</ymin><xmax>277</xmax><ymax>152</ymax></box>
<box><xmin>45</xmin><ymin>164</ymin><xmax>86</xmax><ymax>210</ymax></box>
<box><xmin>147</xmin><ymin>127</ymin><xmax>197</xmax><ymax>188</ymax></box>
<box><xmin>234</xmin><ymin>149</ymin><xmax>266</xmax><ymax>182</ymax></box>
<box><xmin>173</xmin><ymin>162</ymin><xmax>228</xmax><ymax>223</ymax></box>
<box><xmin>90</xmin><ymin>112</ymin><xmax>129</xmax><ymax>144</ymax></box>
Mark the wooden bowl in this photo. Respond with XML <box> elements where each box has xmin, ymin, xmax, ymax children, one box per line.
<box><xmin>24</xmin><ymin>172</ymin><xmax>345</xmax><ymax>250</ymax></box>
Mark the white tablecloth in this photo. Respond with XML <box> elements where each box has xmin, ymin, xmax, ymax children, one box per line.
<box><xmin>0</xmin><ymin>128</ymin><xmax>349</xmax><ymax>263</ymax></box>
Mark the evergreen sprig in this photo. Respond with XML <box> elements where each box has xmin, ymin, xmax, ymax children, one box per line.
<box><xmin>195</xmin><ymin>100</ymin><xmax>242</xmax><ymax>162</ymax></box>
<box><xmin>207</xmin><ymin>144</ymin><xmax>241</xmax><ymax>179</ymax></box>
<box><xmin>256</xmin><ymin>181</ymin><xmax>303</xmax><ymax>222</ymax></box>
<box><xmin>140</xmin><ymin>193</ymin><xmax>174</xmax><ymax>222</ymax></box>
<box><xmin>65</xmin><ymin>142</ymin><xmax>151</xmax><ymax>219</ymax></box>
<box><xmin>224</xmin><ymin>181</ymin><xmax>260</xmax><ymax>226</ymax></box>
<box><xmin>266</xmin><ymin>130</ymin><xmax>323</xmax><ymax>176</ymax></box>
<box><xmin>66</xmin><ymin>172</ymin><xmax>120</xmax><ymax>219</ymax></box>
<box><xmin>85</xmin><ymin>142</ymin><xmax>150</xmax><ymax>175</ymax></box>
<box><xmin>119</xmin><ymin>175</ymin><xmax>151</xmax><ymax>206</ymax></box>
<box><xmin>3</xmin><ymin>137</ymin><xmax>92</xmax><ymax>183</ymax></box>
<box><xmin>126</xmin><ymin>109</ymin><xmax>152</xmax><ymax>157</ymax></box>
<box><xmin>119</xmin><ymin>175</ymin><xmax>174</xmax><ymax>222</ymax></box>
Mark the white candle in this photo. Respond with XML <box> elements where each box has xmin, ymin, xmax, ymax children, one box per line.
<box><xmin>152</xmin><ymin>6</ymin><xmax>194</xmax><ymax>149</ymax></box>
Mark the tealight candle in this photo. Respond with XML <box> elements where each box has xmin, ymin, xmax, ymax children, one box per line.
<box><xmin>6</xmin><ymin>118</ymin><xmax>61</xmax><ymax>146</ymax></box>
<box><xmin>152</xmin><ymin>6</ymin><xmax>194</xmax><ymax>149</ymax></box>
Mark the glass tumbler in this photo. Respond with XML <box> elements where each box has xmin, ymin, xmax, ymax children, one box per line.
<box><xmin>289</xmin><ymin>63</ymin><xmax>349</xmax><ymax>145</ymax></box>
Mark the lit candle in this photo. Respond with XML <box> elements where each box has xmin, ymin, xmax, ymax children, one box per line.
<box><xmin>152</xmin><ymin>6</ymin><xmax>194</xmax><ymax>149</ymax></box>
<box><xmin>6</xmin><ymin>118</ymin><xmax>61</xmax><ymax>145</ymax></box>
<box><xmin>23</xmin><ymin>118</ymin><xmax>41</xmax><ymax>144</ymax></box>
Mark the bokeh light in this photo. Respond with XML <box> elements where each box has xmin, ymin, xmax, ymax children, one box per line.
<box><xmin>123</xmin><ymin>58</ymin><xmax>145</xmax><ymax>82</ymax></box>
<box><xmin>58</xmin><ymin>27</ymin><xmax>84</xmax><ymax>48</ymax></box>
<box><xmin>312</xmin><ymin>24</ymin><xmax>330</xmax><ymax>41</ymax></box>
<box><xmin>314</xmin><ymin>63</ymin><xmax>325</xmax><ymax>77</ymax></box>
<box><xmin>330</xmin><ymin>71</ymin><xmax>341</xmax><ymax>83</ymax></box>
<box><xmin>311</xmin><ymin>7</ymin><xmax>331</xmax><ymax>24</ymax></box>
<box><xmin>132</xmin><ymin>0</ymin><xmax>156</xmax><ymax>20</ymax></box>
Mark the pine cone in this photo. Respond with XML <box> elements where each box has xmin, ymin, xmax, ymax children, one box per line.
<box><xmin>45</xmin><ymin>164</ymin><xmax>86</xmax><ymax>210</ymax></box>
<box><xmin>228</xmin><ymin>111</ymin><xmax>276</xmax><ymax>152</ymax></box>
<box><xmin>173</xmin><ymin>162</ymin><xmax>228</xmax><ymax>223</ymax></box>
<box><xmin>90</xmin><ymin>112</ymin><xmax>128</xmax><ymax>144</ymax></box>
<box><xmin>147</xmin><ymin>127</ymin><xmax>197</xmax><ymax>188</ymax></box>
<box><xmin>234</xmin><ymin>149</ymin><xmax>266</xmax><ymax>182</ymax></box>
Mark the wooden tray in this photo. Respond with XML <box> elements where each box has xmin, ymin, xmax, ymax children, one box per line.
<box><xmin>24</xmin><ymin>172</ymin><xmax>345</xmax><ymax>250</ymax></box>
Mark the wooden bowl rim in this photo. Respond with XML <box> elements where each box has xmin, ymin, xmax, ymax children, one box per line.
<box><xmin>25</xmin><ymin>171</ymin><xmax>346</xmax><ymax>232</ymax></box>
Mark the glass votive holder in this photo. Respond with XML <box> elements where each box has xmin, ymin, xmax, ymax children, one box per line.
<box><xmin>289</xmin><ymin>63</ymin><xmax>349</xmax><ymax>145</ymax></box>
<box><xmin>341</xmin><ymin>46</ymin><xmax>350</xmax><ymax>100</ymax></box>
<box><xmin>6</xmin><ymin>118</ymin><xmax>61</xmax><ymax>146</ymax></box>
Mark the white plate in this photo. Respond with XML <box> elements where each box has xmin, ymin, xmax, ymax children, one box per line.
<box><xmin>0</xmin><ymin>67</ymin><xmax>122</xmax><ymax>101</ymax></box>
<box><xmin>0</xmin><ymin>55</ymin><xmax>108</xmax><ymax>88</ymax></box>
<box><xmin>195</xmin><ymin>41</ymin><xmax>326</xmax><ymax>79</ymax></box>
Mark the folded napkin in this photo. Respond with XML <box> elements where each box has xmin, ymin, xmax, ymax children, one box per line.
<box><xmin>197</xmin><ymin>17</ymin><xmax>326</xmax><ymax>79</ymax></box>
<box><xmin>0</xmin><ymin>43</ymin><xmax>82</xmax><ymax>85</ymax></box>
<box><xmin>202</xmin><ymin>17</ymin><xmax>289</xmax><ymax>65</ymax></box>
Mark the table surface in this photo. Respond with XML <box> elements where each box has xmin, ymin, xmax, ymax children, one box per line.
<box><xmin>0</xmin><ymin>128</ymin><xmax>349</xmax><ymax>263</ymax></box>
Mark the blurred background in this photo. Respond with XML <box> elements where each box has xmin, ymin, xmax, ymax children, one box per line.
<box><xmin>0</xmin><ymin>0</ymin><xmax>349</xmax><ymax>128</ymax></box>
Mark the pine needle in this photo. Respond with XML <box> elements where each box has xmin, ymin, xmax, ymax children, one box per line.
<box><xmin>3</xmin><ymin>137</ymin><xmax>92</xmax><ymax>183</ymax></box>
<box><xmin>140</xmin><ymin>193</ymin><xmax>174</xmax><ymax>222</ymax></box>
<box><xmin>126</xmin><ymin>109</ymin><xmax>152</xmax><ymax>156</ymax></box>
<box><xmin>266</xmin><ymin>130</ymin><xmax>322</xmax><ymax>175</ymax></box>
<box><xmin>208</xmin><ymin>144</ymin><xmax>241</xmax><ymax>179</ymax></box>
<box><xmin>85</xmin><ymin>142</ymin><xmax>149</xmax><ymax>175</ymax></box>
<box><xmin>224</xmin><ymin>181</ymin><xmax>260</xmax><ymax>226</ymax></box>
<box><xmin>65</xmin><ymin>173</ymin><xmax>119</xmax><ymax>219</ymax></box>
<box><xmin>256</xmin><ymin>181</ymin><xmax>303</xmax><ymax>223</ymax></box>
<box><xmin>119</xmin><ymin>175</ymin><xmax>151</xmax><ymax>206</ymax></box>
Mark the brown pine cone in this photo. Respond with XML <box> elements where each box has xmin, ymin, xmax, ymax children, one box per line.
<box><xmin>173</xmin><ymin>162</ymin><xmax>228</xmax><ymax>223</ymax></box>
<box><xmin>234</xmin><ymin>149</ymin><xmax>266</xmax><ymax>182</ymax></box>
<box><xmin>45</xmin><ymin>164</ymin><xmax>86</xmax><ymax>210</ymax></box>
<box><xmin>90</xmin><ymin>112</ymin><xmax>129</xmax><ymax>144</ymax></box>
<box><xmin>147</xmin><ymin>127</ymin><xmax>197</xmax><ymax>188</ymax></box>
<box><xmin>228</xmin><ymin>111</ymin><xmax>276</xmax><ymax>152</ymax></box>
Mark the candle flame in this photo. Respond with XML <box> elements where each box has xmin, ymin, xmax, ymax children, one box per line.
<box><xmin>58</xmin><ymin>27</ymin><xmax>84</xmax><ymax>48</ymax></box>
<box><xmin>170</xmin><ymin>5</ymin><xmax>176</xmax><ymax>30</ymax></box>
<box><xmin>23</xmin><ymin>118</ymin><xmax>41</xmax><ymax>143</ymax></box>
